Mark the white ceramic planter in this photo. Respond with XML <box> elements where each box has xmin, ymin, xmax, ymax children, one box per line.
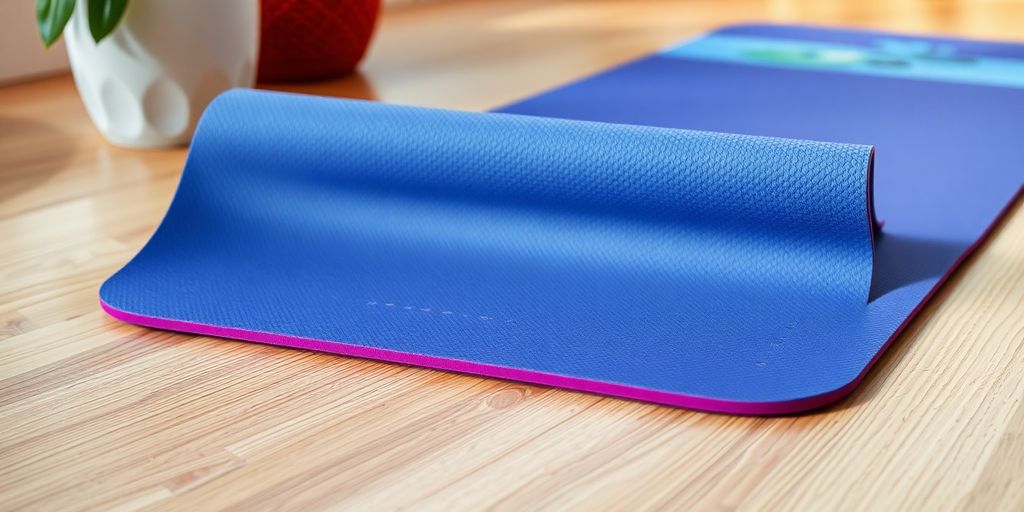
<box><xmin>65</xmin><ymin>0</ymin><xmax>259</xmax><ymax>148</ymax></box>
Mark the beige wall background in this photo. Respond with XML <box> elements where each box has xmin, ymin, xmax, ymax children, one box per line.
<box><xmin>0</xmin><ymin>0</ymin><xmax>427</xmax><ymax>85</ymax></box>
<box><xmin>0</xmin><ymin>1</ymin><xmax>70</xmax><ymax>84</ymax></box>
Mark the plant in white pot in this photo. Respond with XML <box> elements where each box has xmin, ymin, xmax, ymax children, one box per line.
<box><xmin>37</xmin><ymin>0</ymin><xmax>259</xmax><ymax>148</ymax></box>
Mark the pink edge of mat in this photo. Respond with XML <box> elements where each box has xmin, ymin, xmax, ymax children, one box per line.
<box><xmin>97</xmin><ymin>185</ymin><xmax>1022</xmax><ymax>417</ymax></box>
<box><xmin>99</xmin><ymin>298</ymin><xmax>855</xmax><ymax>415</ymax></box>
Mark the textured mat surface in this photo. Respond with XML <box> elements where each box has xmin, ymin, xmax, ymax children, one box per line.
<box><xmin>101</xmin><ymin>24</ymin><xmax>1024</xmax><ymax>414</ymax></box>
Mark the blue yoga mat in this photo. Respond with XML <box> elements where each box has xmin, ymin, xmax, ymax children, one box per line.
<box><xmin>101</xmin><ymin>24</ymin><xmax>1024</xmax><ymax>414</ymax></box>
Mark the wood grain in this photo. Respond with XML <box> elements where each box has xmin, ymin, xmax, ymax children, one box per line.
<box><xmin>2</xmin><ymin>0</ymin><xmax>1023</xmax><ymax>510</ymax></box>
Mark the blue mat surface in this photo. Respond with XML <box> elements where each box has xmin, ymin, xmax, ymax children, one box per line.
<box><xmin>101</xmin><ymin>24</ymin><xmax>1024</xmax><ymax>413</ymax></box>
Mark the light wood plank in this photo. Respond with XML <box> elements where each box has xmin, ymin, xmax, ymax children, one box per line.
<box><xmin>1</xmin><ymin>0</ymin><xmax>1023</xmax><ymax>510</ymax></box>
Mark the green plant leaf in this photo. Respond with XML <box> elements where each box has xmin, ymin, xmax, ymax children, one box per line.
<box><xmin>88</xmin><ymin>0</ymin><xmax>129</xmax><ymax>43</ymax></box>
<box><xmin>36</xmin><ymin>0</ymin><xmax>76</xmax><ymax>48</ymax></box>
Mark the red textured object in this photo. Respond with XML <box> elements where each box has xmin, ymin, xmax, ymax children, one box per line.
<box><xmin>258</xmin><ymin>0</ymin><xmax>380</xmax><ymax>82</ymax></box>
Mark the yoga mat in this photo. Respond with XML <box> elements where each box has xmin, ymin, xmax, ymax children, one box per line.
<box><xmin>101</xmin><ymin>24</ymin><xmax>1024</xmax><ymax>414</ymax></box>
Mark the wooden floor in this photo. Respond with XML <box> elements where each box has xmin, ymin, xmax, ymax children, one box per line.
<box><xmin>2</xmin><ymin>0</ymin><xmax>1023</xmax><ymax>510</ymax></box>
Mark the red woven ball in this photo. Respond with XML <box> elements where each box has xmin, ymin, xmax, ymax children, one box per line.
<box><xmin>258</xmin><ymin>0</ymin><xmax>380</xmax><ymax>82</ymax></box>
